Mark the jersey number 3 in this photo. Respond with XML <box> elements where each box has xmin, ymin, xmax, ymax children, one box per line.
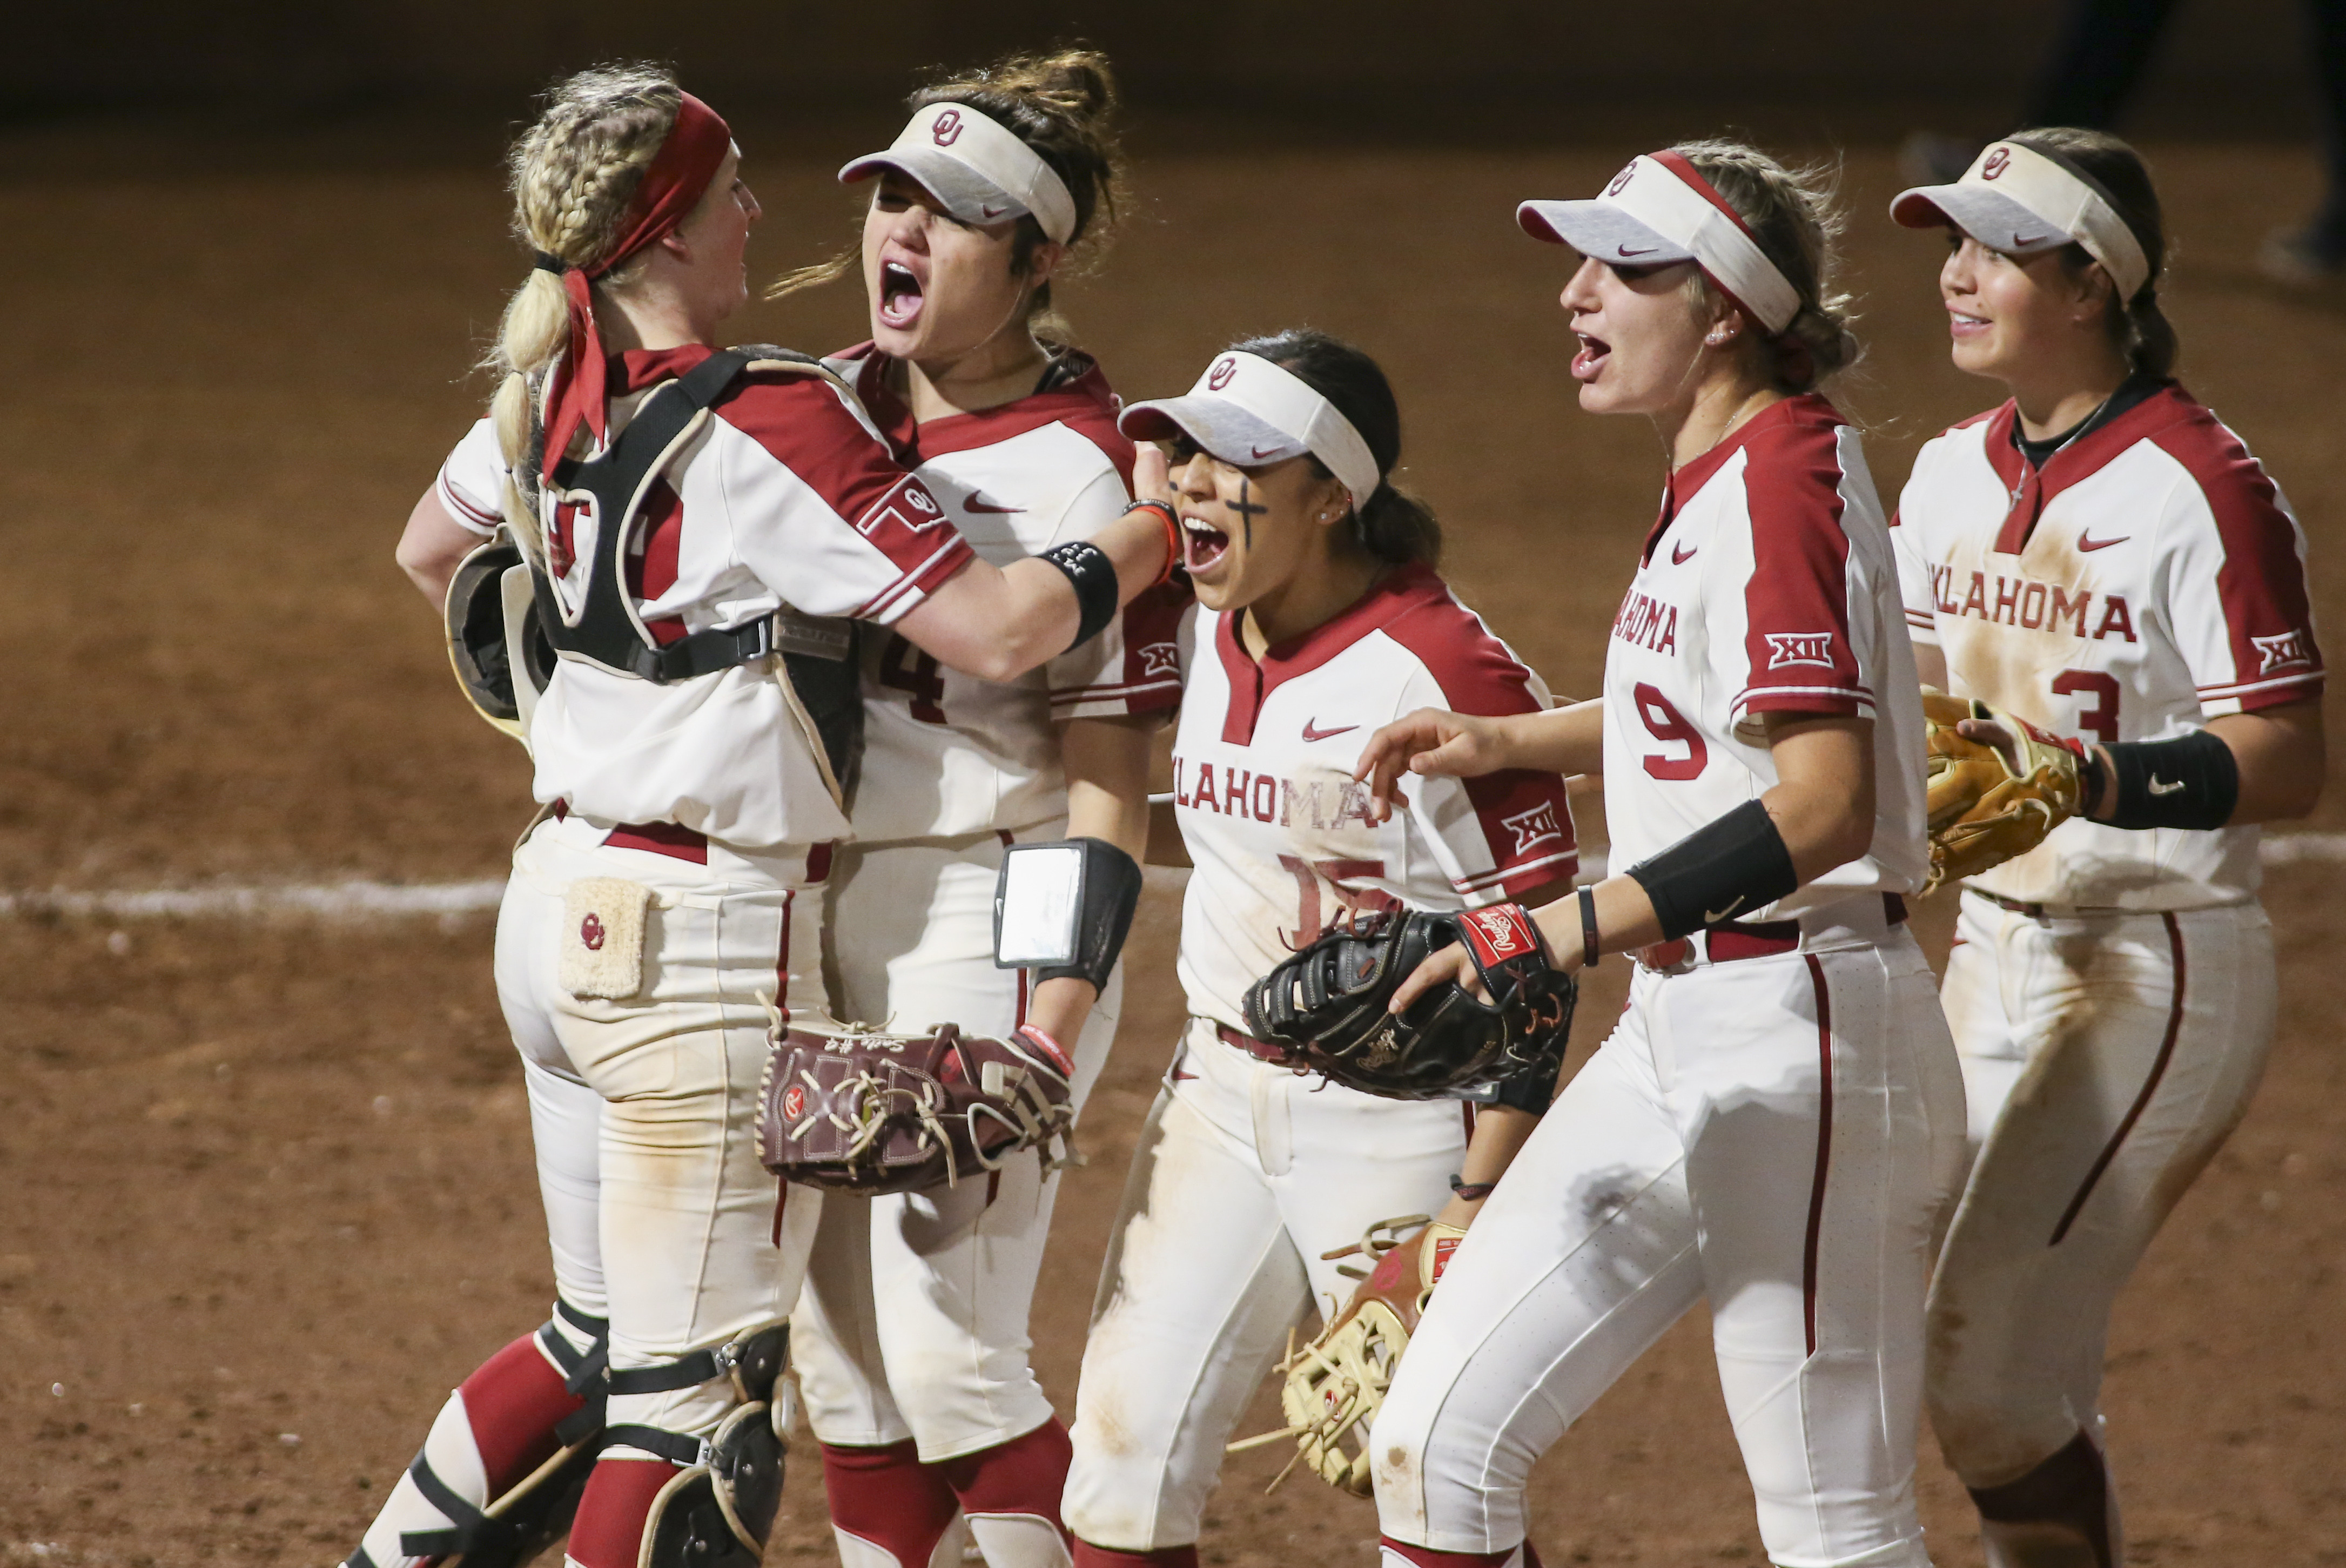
<box><xmin>1634</xmin><ymin>683</ymin><xmax>1709</xmax><ymax>780</ymax></box>
<box><xmin>881</xmin><ymin>633</ymin><xmax>948</xmax><ymax>725</ymax></box>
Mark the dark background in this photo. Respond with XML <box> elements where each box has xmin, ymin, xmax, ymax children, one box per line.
<box><xmin>5</xmin><ymin>0</ymin><xmax>2332</xmax><ymax>137</ymax></box>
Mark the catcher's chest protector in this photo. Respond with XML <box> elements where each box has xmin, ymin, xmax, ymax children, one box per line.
<box><xmin>532</xmin><ymin>347</ymin><xmax>864</xmax><ymax>802</ymax></box>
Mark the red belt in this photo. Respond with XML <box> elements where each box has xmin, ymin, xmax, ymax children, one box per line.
<box><xmin>1218</xmin><ymin>1023</ymin><xmax>1294</xmax><ymax>1065</ymax></box>
<box><xmin>1635</xmin><ymin>892</ymin><xmax>1906</xmax><ymax>972</ymax></box>
<box><xmin>555</xmin><ymin>801</ymin><xmax>833</xmax><ymax>880</ymax></box>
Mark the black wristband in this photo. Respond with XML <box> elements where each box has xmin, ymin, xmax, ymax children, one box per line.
<box><xmin>1449</xmin><ymin>1174</ymin><xmax>1497</xmax><ymax>1201</ymax></box>
<box><xmin>1038</xmin><ymin>540</ymin><xmax>1119</xmax><ymax>652</ymax></box>
<box><xmin>2098</xmin><ymin>729</ymin><xmax>2240</xmax><ymax>831</ymax></box>
<box><xmin>1624</xmin><ymin>799</ymin><xmax>1799</xmax><ymax>941</ymax></box>
<box><xmin>1578</xmin><ymin>885</ymin><xmax>1601</xmax><ymax>968</ymax></box>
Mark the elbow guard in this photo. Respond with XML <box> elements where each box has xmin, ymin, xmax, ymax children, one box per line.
<box><xmin>993</xmin><ymin>837</ymin><xmax>1145</xmax><ymax>993</ymax></box>
<box><xmin>1624</xmin><ymin>798</ymin><xmax>1800</xmax><ymax>940</ymax></box>
<box><xmin>2096</xmin><ymin>729</ymin><xmax>2240</xmax><ymax>831</ymax></box>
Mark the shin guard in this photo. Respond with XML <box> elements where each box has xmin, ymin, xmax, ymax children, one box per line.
<box><xmin>940</xmin><ymin>1419</ymin><xmax>1075</xmax><ymax>1568</ymax></box>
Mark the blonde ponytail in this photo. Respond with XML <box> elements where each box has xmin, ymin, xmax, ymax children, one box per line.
<box><xmin>486</xmin><ymin>65</ymin><xmax>685</xmax><ymax>547</ymax></box>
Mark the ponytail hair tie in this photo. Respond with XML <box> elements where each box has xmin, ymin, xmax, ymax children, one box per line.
<box><xmin>532</xmin><ymin>251</ymin><xmax>568</xmax><ymax>274</ymax></box>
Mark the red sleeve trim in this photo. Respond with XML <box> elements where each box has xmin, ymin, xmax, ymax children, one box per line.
<box><xmin>1737</xmin><ymin>410</ymin><xmax>1865</xmax><ymax>708</ymax></box>
<box><xmin>437</xmin><ymin>471</ymin><xmax>501</xmax><ymax>528</ymax></box>
<box><xmin>716</xmin><ymin>373</ymin><xmax>969</xmax><ymax>584</ymax></box>
<box><xmin>2150</xmin><ymin>405</ymin><xmax>2324</xmax><ymax>698</ymax></box>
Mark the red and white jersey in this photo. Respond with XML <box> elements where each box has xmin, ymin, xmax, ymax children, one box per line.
<box><xmin>435</xmin><ymin>344</ymin><xmax>971</xmax><ymax>848</ymax></box>
<box><xmin>1893</xmin><ymin>382</ymin><xmax>2323</xmax><ymax>909</ymax></box>
<box><xmin>1171</xmin><ymin>565</ymin><xmax>1579</xmax><ymax>1033</ymax></box>
<box><xmin>825</xmin><ymin>345</ymin><xmax>1188</xmax><ymax>840</ymax></box>
<box><xmin>1603</xmin><ymin>395</ymin><xmax>1928</xmax><ymax>914</ymax></box>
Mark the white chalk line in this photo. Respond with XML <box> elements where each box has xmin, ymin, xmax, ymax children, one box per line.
<box><xmin>3</xmin><ymin>834</ymin><xmax>2342</xmax><ymax>924</ymax></box>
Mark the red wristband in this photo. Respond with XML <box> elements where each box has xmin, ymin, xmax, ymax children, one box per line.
<box><xmin>1124</xmin><ymin>498</ymin><xmax>1182</xmax><ymax>588</ymax></box>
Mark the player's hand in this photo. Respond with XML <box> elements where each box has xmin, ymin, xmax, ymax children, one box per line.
<box><xmin>1354</xmin><ymin>708</ymin><xmax>1511</xmax><ymax>823</ymax></box>
<box><xmin>1132</xmin><ymin>443</ymin><xmax>1176</xmax><ymax>508</ymax></box>
<box><xmin>1955</xmin><ymin>715</ymin><xmax>2021</xmax><ymax>772</ymax></box>
<box><xmin>1388</xmin><ymin>941</ymin><xmax>1486</xmax><ymax>1013</ymax></box>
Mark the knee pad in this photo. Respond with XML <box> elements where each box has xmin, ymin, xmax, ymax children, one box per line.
<box><xmin>604</xmin><ymin>1323</ymin><xmax>791</xmax><ymax>1560</ymax></box>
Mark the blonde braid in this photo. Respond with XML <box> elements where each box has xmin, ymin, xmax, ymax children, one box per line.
<box><xmin>1670</xmin><ymin>138</ymin><xmax>1862</xmax><ymax>393</ymax></box>
<box><xmin>487</xmin><ymin>66</ymin><xmax>683</xmax><ymax>550</ymax></box>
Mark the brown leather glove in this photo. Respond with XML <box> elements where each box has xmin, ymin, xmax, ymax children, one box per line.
<box><xmin>757</xmin><ymin>1023</ymin><xmax>1075</xmax><ymax>1195</ymax></box>
<box><xmin>1923</xmin><ymin>689</ymin><xmax>2085</xmax><ymax>893</ymax></box>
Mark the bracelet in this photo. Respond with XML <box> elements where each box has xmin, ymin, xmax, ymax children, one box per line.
<box><xmin>1123</xmin><ymin>498</ymin><xmax>1183</xmax><ymax>588</ymax></box>
<box><xmin>1578</xmin><ymin>885</ymin><xmax>1601</xmax><ymax>968</ymax></box>
<box><xmin>1449</xmin><ymin>1174</ymin><xmax>1496</xmax><ymax>1201</ymax></box>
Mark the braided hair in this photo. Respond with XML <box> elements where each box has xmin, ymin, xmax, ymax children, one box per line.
<box><xmin>1669</xmin><ymin>138</ymin><xmax>1863</xmax><ymax>394</ymax></box>
<box><xmin>487</xmin><ymin>65</ymin><xmax>684</xmax><ymax>548</ymax></box>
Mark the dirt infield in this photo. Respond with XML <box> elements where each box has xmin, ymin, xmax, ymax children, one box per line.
<box><xmin>2</xmin><ymin>131</ymin><xmax>2342</xmax><ymax>1565</ymax></box>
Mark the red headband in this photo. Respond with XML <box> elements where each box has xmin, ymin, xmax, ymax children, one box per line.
<box><xmin>542</xmin><ymin>92</ymin><xmax>735</xmax><ymax>486</ymax></box>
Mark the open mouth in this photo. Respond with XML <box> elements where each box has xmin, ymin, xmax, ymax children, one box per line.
<box><xmin>1182</xmin><ymin>514</ymin><xmax>1231</xmax><ymax>573</ymax></box>
<box><xmin>1947</xmin><ymin>308</ymin><xmax>1991</xmax><ymax>337</ymax></box>
<box><xmin>1571</xmin><ymin>332</ymin><xmax>1611</xmax><ymax>382</ymax></box>
<box><xmin>878</xmin><ymin>260</ymin><xmax>925</xmax><ymax>329</ymax></box>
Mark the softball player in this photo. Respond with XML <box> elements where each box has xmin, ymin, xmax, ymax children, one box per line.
<box><xmin>1356</xmin><ymin>142</ymin><xmax>1965</xmax><ymax>1568</ymax></box>
<box><xmin>359</xmin><ymin>66</ymin><xmax>1176</xmax><ymax>1568</ymax></box>
<box><xmin>1058</xmin><ymin>331</ymin><xmax>1579</xmax><ymax>1567</ymax></box>
<box><xmin>757</xmin><ymin>53</ymin><xmax>1185</xmax><ymax>1568</ymax></box>
<box><xmin>1887</xmin><ymin>130</ymin><xmax>2325</xmax><ymax>1567</ymax></box>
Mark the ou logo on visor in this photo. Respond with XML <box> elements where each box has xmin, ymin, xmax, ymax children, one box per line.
<box><xmin>1606</xmin><ymin>163</ymin><xmax>1637</xmax><ymax>198</ymax></box>
<box><xmin>932</xmin><ymin>109</ymin><xmax>965</xmax><ymax>146</ymax></box>
<box><xmin>1981</xmin><ymin>147</ymin><xmax>2011</xmax><ymax>179</ymax></box>
<box><xmin>1207</xmin><ymin>356</ymin><xmax>1238</xmax><ymax>391</ymax></box>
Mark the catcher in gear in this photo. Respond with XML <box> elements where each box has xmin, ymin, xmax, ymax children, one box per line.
<box><xmin>1922</xmin><ymin>689</ymin><xmax>2084</xmax><ymax>891</ymax></box>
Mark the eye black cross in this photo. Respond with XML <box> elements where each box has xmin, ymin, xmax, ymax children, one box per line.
<box><xmin>1225</xmin><ymin>476</ymin><xmax>1269</xmax><ymax>550</ymax></box>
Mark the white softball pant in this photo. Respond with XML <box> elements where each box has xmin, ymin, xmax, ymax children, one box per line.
<box><xmin>1926</xmin><ymin>894</ymin><xmax>2274</xmax><ymax>1559</ymax></box>
<box><xmin>791</xmin><ymin>824</ymin><xmax>1122</xmax><ymax>1460</ymax></box>
<box><xmin>496</xmin><ymin>812</ymin><xmax>825</xmax><ymax>1448</ymax></box>
<box><xmin>1062</xmin><ymin>1020</ymin><xmax>1471</xmax><ymax>1553</ymax></box>
<box><xmin>1372</xmin><ymin>927</ymin><xmax>1965</xmax><ymax>1568</ymax></box>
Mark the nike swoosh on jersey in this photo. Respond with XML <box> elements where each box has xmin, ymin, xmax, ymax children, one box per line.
<box><xmin>1301</xmin><ymin>720</ymin><xmax>1359</xmax><ymax>742</ymax></box>
<box><xmin>1704</xmin><ymin>896</ymin><xmax>1746</xmax><ymax>923</ymax></box>
<box><xmin>2147</xmin><ymin>776</ymin><xmax>2185</xmax><ymax>795</ymax></box>
<box><xmin>964</xmin><ymin>492</ymin><xmax>1024</xmax><ymax>514</ymax></box>
<box><xmin>2078</xmin><ymin>531</ymin><xmax>2128</xmax><ymax>551</ymax></box>
<box><xmin>1671</xmin><ymin>541</ymin><xmax>1698</xmax><ymax>564</ymax></box>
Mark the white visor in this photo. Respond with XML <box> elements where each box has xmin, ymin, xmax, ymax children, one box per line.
<box><xmin>1119</xmin><ymin>351</ymin><xmax>1381</xmax><ymax>512</ymax></box>
<box><xmin>839</xmin><ymin>103</ymin><xmax>1078</xmax><ymax>245</ymax></box>
<box><xmin>1890</xmin><ymin>140</ymin><xmax>2150</xmax><ymax>300</ymax></box>
<box><xmin>1517</xmin><ymin>152</ymin><xmax>1801</xmax><ymax>333</ymax></box>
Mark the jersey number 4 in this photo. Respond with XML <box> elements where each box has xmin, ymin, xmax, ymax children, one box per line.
<box><xmin>880</xmin><ymin>633</ymin><xmax>948</xmax><ymax>725</ymax></box>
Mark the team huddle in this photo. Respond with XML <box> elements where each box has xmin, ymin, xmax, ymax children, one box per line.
<box><xmin>362</xmin><ymin>44</ymin><xmax>2323</xmax><ymax>1568</ymax></box>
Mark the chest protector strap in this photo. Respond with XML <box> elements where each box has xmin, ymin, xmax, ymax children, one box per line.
<box><xmin>527</xmin><ymin>346</ymin><xmax>868</xmax><ymax>807</ymax></box>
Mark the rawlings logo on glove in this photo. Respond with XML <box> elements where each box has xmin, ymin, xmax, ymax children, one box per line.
<box><xmin>1922</xmin><ymin>689</ymin><xmax>2085</xmax><ymax>893</ymax></box>
<box><xmin>757</xmin><ymin>1023</ymin><xmax>1075</xmax><ymax>1195</ymax></box>
<box><xmin>1240</xmin><ymin>907</ymin><xmax>1574</xmax><ymax>1102</ymax></box>
<box><xmin>1227</xmin><ymin>1215</ymin><xmax>1467</xmax><ymax>1495</ymax></box>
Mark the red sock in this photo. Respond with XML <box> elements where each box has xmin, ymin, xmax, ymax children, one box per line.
<box><xmin>1379</xmin><ymin>1539</ymin><xmax>1543</xmax><ymax>1568</ymax></box>
<box><xmin>936</xmin><ymin>1418</ymin><xmax>1074</xmax><ymax>1543</ymax></box>
<box><xmin>1072</xmin><ymin>1546</ymin><xmax>1198</xmax><ymax>1567</ymax></box>
<box><xmin>566</xmin><ymin>1458</ymin><xmax>678</xmax><ymax>1568</ymax></box>
<box><xmin>822</xmin><ymin>1439</ymin><xmax>963</xmax><ymax>1566</ymax></box>
<box><xmin>458</xmin><ymin>1330</ymin><xmax>587</xmax><ymax>1492</ymax></box>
